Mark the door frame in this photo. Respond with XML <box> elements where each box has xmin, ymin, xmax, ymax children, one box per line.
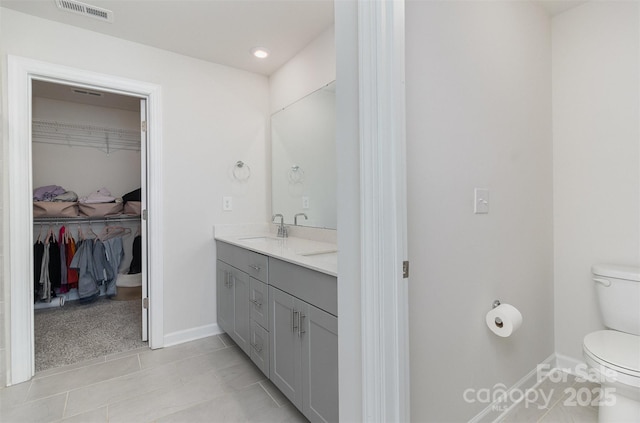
<box><xmin>6</xmin><ymin>55</ymin><xmax>164</xmax><ymax>385</ymax></box>
<box><xmin>336</xmin><ymin>0</ymin><xmax>409</xmax><ymax>421</ymax></box>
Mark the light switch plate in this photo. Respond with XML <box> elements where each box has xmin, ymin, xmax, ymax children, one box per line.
<box><xmin>474</xmin><ymin>188</ymin><xmax>489</xmax><ymax>214</ymax></box>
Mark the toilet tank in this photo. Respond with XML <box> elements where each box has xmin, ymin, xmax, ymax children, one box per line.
<box><xmin>592</xmin><ymin>264</ymin><xmax>640</xmax><ymax>336</ymax></box>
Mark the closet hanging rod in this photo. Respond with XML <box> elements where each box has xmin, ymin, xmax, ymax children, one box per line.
<box><xmin>33</xmin><ymin>215</ymin><xmax>141</xmax><ymax>224</ymax></box>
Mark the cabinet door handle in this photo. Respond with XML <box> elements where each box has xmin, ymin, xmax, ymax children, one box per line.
<box><xmin>249</xmin><ymin>264</ymin><xmax>261</xmax><ymax>271</ymax></box>
<box><xmin>292</xmin><ymin>310</ymin><xmax>298</xmax><ymax>333</ymax></box>
<box><xmin>298</xmin><ymin>313</ymin><xmax>306</xmax><ymax>337</ymax></box>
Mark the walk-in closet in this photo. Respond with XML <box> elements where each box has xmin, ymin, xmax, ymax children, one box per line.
<box><xmin>31</xmin><ymin>80</ymin><xmax>148</xmax><ymax>372</ymax></box>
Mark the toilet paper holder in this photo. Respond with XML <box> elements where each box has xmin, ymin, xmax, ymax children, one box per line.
<box><xmin>492</xmin><ymin>300</ymin><xmax>503</xmax><ymax>328</ymax></box>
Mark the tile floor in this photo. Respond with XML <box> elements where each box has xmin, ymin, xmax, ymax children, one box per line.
<box><xmin>0</xmin><ymin>334</ymin><xmax>308</xmax><ymax>423</ymax></box>
<box><xmin>1</xmin><ymin>339</ymin><xmax>605</xmax><ymax>423</ymax></box>
<box><xmin>498</xmin><ymin>370</ymin><xmax>599</xmax><ymax>423</ymax></box>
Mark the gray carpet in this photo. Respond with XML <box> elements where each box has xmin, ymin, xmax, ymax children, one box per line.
<box><xmin>34</xmin><ymin>297</ymin><xmax>147</xmax><ymax>372</ymax></box>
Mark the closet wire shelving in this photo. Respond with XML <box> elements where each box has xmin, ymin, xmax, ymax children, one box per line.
<box><xmin>33</xmin><ymin>215</ymin><xmax>142</xmax><ymax>225</ymax></box>
<box><xmin>32</xmin><ymin>119</ymin><xmax>140</xmax><ymax>154</ymax></box>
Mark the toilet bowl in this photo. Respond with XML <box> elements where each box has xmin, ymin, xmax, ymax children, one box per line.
<box><xmin>583</xmin><ymin>264</ymin><xmax>640</xmax><ymax>423</ymax></box>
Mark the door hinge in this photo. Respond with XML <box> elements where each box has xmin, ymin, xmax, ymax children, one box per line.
<box><xmin>403</xmin><ymin>261</ymin><xmax>409</xmax><ymax>279</ymax></box>
<box><xmin>143</xmin><ymin>297</ymin><xmax>149</xmax><ymax>309</ymax></box>
<box><xmin>142</xmin><ymin>209</ymin><xmax>148</xmax><ymax>220</ymax></box>
<box><xmin>141</xmin><ymin>121</ymin><xmax>147</xmax><ymax>132</ymax></box>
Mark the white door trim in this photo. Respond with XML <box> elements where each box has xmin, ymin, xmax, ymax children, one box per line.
<box><xmin>6</xmin><ymin>55</ymin><xmax>164</xmax><ymax>385</ymax></box>
<box><xmin>357</xmin><ymin>1</ymin><xmax>410</xmax><ymax>421</ymax></box>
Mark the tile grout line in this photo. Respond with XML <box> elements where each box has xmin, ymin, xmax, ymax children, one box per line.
<box><xmin>62</xmin><ymin>391</ymin><xmax>69</xmax><ymax>420</ymax></box>
<box><xmin>258</xmin><ymin>380</ymin><xmax>284</xmax><ymax>407</ymax></box>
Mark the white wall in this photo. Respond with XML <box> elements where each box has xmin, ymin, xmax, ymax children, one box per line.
<box><xmin>32</xmin><ymin>97</ymin><xmax>141</xmax><ymax>198</ymax></box>
<box><xmin>1</xmin><ymin>8</ymin><xmax>269</xmax><ymax>346</ymax></box>
<box><xmin>406</xmin><ymin>1</ymin><xmax>554</xmax><ymax>421</ymax></box>
<box><xmin>269</xmin><ymin>25</ymin><xmax>335</xmax><ymax>114</ymax></box>
<box><xmin>553</xmin><ymin>2</ymin><xmax>640</xmax><ymax>361</ymax></box>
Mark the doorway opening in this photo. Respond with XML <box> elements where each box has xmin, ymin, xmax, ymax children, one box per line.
<box><xmin>7</xmin><ymin>56</ymin><xmax>164</xmax><ymax>386</ymax></box>
<box><xmin>31</xmin><ymin>80</ymin><xmax>148</xmax><ymax>372</ymax></box>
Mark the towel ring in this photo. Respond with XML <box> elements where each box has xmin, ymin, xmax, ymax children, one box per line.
<box><xmin>288</xmin><ymin>165</ymin><xmax>305</xmax><ymax>183</ymax></box>
<box><xmin>233</xmin><ymin>160</ymin><xmax>251</xmax><ymax>181</ymax></box>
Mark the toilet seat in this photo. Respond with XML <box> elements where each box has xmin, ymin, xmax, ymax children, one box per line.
<box><xmin>583</xmin><ymin>330</ymin><xmax>640</xmax><ymax>388</ymax></box>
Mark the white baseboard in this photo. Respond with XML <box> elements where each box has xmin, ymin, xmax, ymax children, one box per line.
<box><xmin>163</xmin><ymin>323</ymin><xmax>222</xmax><ymax>347</ymax></box>
<box><xmin>555</xmin><ymin>353</ymin><xmax>586</xmax><ymax>375</ymax></box>
<box><xmin>469</xmin><ymin>354</ymin><xmax>557</xmax><ymax>423</ymax></box>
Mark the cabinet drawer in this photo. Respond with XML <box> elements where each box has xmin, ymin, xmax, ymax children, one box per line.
<box><xmin>250</xmin><ymin>320</ymin><xmax>270</xmax><ymax>377</ymax></box>
<box><xmin>250</xmin><ymin>278</ymin><xmax>269</xmax><ymax>329</ymax></box>
<box><xmin>269</xmin><ymin>258</ymin><xmax>337</xmax><ymax>317</ymax></box>
<box><xmin>216</xmin><ymin>241</ymin><xmax>268</xmax><ymax>283</ymax></box>
<box><xmin>246</xmin><ymin>251</ymin><xmax>268</xmax><ymax>283</ymax></box>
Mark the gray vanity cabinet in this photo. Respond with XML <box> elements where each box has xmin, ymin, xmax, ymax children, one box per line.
<box><xmin>269</xmin><ymin>257</ymin><xmax>338</xmax><ymax>423</ymax></box>
<box><xmin>250</xmin><ymin>278</ymin><xmax>269</xmax><ymax>329</ymax></box>
<box><xmin>302</xmin><ymin>302</ymin><xmax>338</xmax><ymax>423</ymax></box>
<box><xmin>216</xmin><ymin>260</ymin><xmax>234</xmax><ymax>336</ymax></box>
<box><xmin>217</xmin><ymin>241</ymin><xmax>338</xmax><ymax>422</ymax></box>
<box><xmin>269</xmin><ymin>286</ymin><xmax>303</xmax><ymax>404</ymax></box>
<box><xmin>216</xmin><ymin>259</ymin><xmax>250</xmax><ymax>355</ymax></box>
<box><xmin>249</xmin><ymin>278</ymin><xmax>270</xmax><ymax>376</ymax></box>
<box><xmin>217</xmin><ymin>241</ymin><xmax>271</xmax><ymax>374</ymax></box>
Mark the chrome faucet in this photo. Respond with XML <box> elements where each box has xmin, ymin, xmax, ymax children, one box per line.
<box><xmin>272</xmin><ymin>213</ymin><xmax>288</xmax><ymax>238</ymax></box>
<box><xmin>294</xmin><ymin>213</ymin><xmax>308</xmax><ymax>226</ymax></box>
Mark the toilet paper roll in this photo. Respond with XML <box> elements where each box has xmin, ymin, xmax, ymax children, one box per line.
<box><xmin>486</xmin><ymin>303</ymin><xmax>522</xmax><ymax>337</ymax></box>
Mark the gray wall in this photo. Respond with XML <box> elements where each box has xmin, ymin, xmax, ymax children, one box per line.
<box><xmin>553</xmin><ymin>1</ymin><xmax>640</xmax><ymax>361</ymax></box>
<box><xmin>406</xmin><ymin>1</ymin><xmax>554</xmax><ymax>421</ymax></box>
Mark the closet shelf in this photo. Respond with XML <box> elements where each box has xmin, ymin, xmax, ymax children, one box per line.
<box><xmin>32</xmin><ymin>120</ymin><xmax>140</xmax><ymax>153</ymax></box>
<box><xmin>33</xmin><ymin>215</ymin><xmax>141</xmax><ymax>224</ymax></box>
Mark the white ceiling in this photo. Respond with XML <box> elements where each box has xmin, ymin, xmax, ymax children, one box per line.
<box><xmin>0</xmin><ymin>0</ymin><xmax>335</xmax><ymax>76</ymax></box>
<box><xmin>1</xmin><ymin>0</ymin><xmax>586</xmax><ymax>79</ymax></box>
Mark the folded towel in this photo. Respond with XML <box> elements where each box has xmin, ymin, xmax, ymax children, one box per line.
<box><xmin>52</xmin><ymin>191</ymin><xmax>78</xmax><ymax>202</ymax></box>
<box><xmin>33</xmin><ymin>185</ymin><xmax>66</xmax><ymax>202</ymax></box>
<box><xmin>79</xmin><ymin>187</ymin><xmax>117</xmax><ymax>204</ymax></box>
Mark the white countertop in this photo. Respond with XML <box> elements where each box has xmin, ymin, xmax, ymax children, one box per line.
<box><xmin>214</xmin><ymin>225</ymin><xmax>337</xmax><ymax>276</ymax></box>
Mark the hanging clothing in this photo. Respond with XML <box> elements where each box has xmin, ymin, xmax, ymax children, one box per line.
<box><xmin>39</xmin><ymin>241</ymin><xmax>51</xmax><ymax>302</ymax></box>
<box><xmin>34</xmin><ymin>240</ymin><xmax>44</xmax><ymax>297</ymax></box>
<box><xmin>92</xmin><ymin>239</ymin><xmax>111</xmax><ymax>286</ymax></box>
<box><xmin>103</xmin><ymin>237</ymin><xmax>124</xmax><ymax>297</ymax></box>
<box><xmin>58</xmin><ymin>226</ymin><xmax>68</xmax><ymax>293</ymax></box>
<box><xmin>48</xmin><ymin>238</ymin><xmax>61</xmax><ymax>290</ymax></box>
<box><xmin>70</xmin><ymin>239</ymin><xmax>99</xmax><ymax>302</ymax></box>
<box><xmin>128</xmin><ymin>235</ymin><xmax>142</xmax><ymax>274</ymax></box>
<box><xmin>66</xmin><ymin>233</ymin><xmax>79</xmax><ymax>289</ymax></box>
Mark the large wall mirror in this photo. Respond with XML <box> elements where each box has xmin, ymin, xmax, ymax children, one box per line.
<box><xmin>271</xmin><ymin>81</ymin><xmax>336</xmax><ymax>229</ymax></box>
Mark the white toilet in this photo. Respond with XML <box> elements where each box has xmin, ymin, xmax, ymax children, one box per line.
<box><xmin>583</xmin><ymin>264</ymin><xmax>640</xmax><ymax>423</ymax></box>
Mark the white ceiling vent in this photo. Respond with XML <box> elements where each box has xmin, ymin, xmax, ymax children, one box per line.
<box><xmin>71</xmin><ymin>88</ymin><xmax>104</xmax><ymax>98</ymax></box>
<box><xmin>55</xmin><ymin>0</ymin><xmax>114</xmax><ymax>23</ymax></box>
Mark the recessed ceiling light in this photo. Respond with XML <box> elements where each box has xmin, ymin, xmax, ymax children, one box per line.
<box><xmin>251</xmin><ymin>47</ymin><xmax>270</xmax><ymax>59</ymax></box>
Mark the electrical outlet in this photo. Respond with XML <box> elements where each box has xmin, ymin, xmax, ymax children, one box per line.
<box><xmin>223</xmin><ymin>196</ymin><xmax>233</xmax><ymax>211</ymax></box>
<box><xmin>302</xmin><ymin>196</ymin><xmax>310</xmax><ymax>209</ymax></box>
